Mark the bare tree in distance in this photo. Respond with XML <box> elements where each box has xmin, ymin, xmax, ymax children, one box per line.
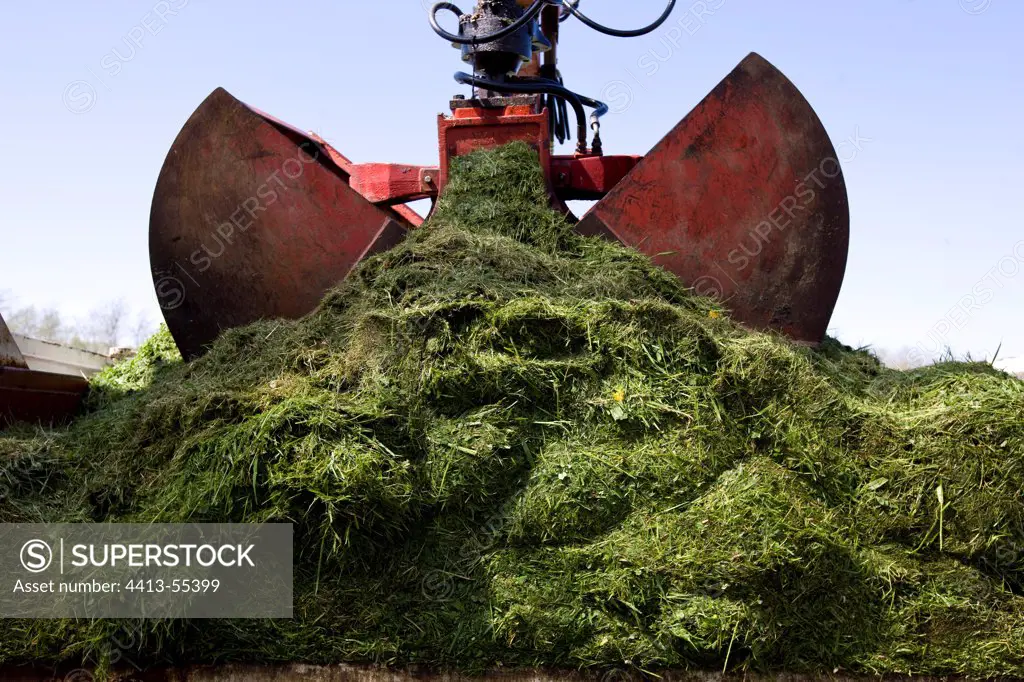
<box><xmin>37</xmin><ymin>309</ymin><xmax>64</xmax><ymax>341</ymax></box>
<box><xmin>0</xmin><ymin>293</ymin><xmax>158</xmax><ymax>354</ymax></box>
<box><xmin>130</xmin><ymin>312</ymin><xmax>158</xmax><ymax>347</ymax></box>
<box><xmin>89</xmin><ymin>299</ymin><xmax>129</xmax><ymax>349</ymax></box>
<box><xmin>3</xmin><ymin>306</ymin><xmax>65</xmax><ymax>343</ymax></box>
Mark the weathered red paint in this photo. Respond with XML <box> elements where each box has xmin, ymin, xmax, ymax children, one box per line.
<box><xmin>349</xmin><ymin>164</ymin><xmax>440</xmax><ymax>205</ymax></box>
<box><xmin>150</xmin><ymin>87</ymin><xmax>417</xmax><ymax>359</ymax></box>
<box><xmin>577</xmin><ymin>53</ymin><xmax>849</xmax><ymax>343</ymax></box>
<box><xmin>342</xmin><ymin>155</ymin><xmax>640</xmax><ymax>206</ymax></box>
<box><xmin>550</xmin><ymin>155</ymin><xmax>642</xmax><ymax>201</ymax></box>
<box><xmin>438</xmin><ymin>103</ymin><xmax>551</xmax><ymax>193</ymax></box>
<box><xmin>304</xmin><ymin>133</ymin><xmax>425</xmax><ymax>228</ymax></box>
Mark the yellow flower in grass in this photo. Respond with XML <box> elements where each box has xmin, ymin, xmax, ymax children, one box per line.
<box><xmin>612</xmin><ymin>388</ymin><xmax>626</xmax><ymax>403</ymax></box>
<box><xmin>708</xmin><ymin>309</ymin><xmax>721</xmax><ymax>319</ymax></box>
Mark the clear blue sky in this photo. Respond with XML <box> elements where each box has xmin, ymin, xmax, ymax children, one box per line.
<box><xmin>1</xmin><ymin>1</ymin><xmax>1021</xmax><ymax>364</ymax></box>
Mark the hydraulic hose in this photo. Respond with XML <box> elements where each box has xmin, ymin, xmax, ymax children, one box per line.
<box><xmin>455</xmin><ymin>72</ymin><xmax>592</xmax><ymax>153</ymax></box>
<box><xmin>564</xmin><ymin>0</ymin><xmax>677</xmax><ymax>37</ymax></box>
<box><xmin>529</xmin><ymin>76</ymin><xmax>609</xmax><ymax>128</ymax></box>
<box><xmin>559</xmin><ymin>0</ymin><xmax>577</xmax><ymax>22</ymax></box>
<box><xmin>539</xmin><ymin>65</ymin><xmax>571</xmax><ymax>144</ymax></box>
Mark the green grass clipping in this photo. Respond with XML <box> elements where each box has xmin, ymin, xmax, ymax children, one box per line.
<box><xmin>1</xmin><ymin>142</ymin><xmax>1023</xmax><ymax>677</ymax></box>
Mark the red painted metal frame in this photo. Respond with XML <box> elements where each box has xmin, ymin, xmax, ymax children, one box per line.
<box><xmin>349</xmin><ymin>164</ymin><xmax>439</xmax><ymax>206</ymax></box>
<box><xmin>343</xmin><ymin>154</ymin><xmax>641</xmax><ymax>207</ymax></box>
<box><xmin>238</xmin><ymin>98</ymin><xmax>639</xmax><ymax>214</ymax></box>
<box><xmin>550</xmin><ymin>155</ymin><xmax>642</xmax><ymax>201</ymax></box>
<box><xmin>438</xmin><ymin>103</ymin><xmax>551</xmax><ymax>193</ymax></box>
<box><xmin>342</xmin><ymin>98</ymin><xmax>640</xmax><ymax>208</ymax></box>
<box><xmin>303</xmin><ymin>133</ymin><xmax>425</xmax><ymax>228</ymax></box>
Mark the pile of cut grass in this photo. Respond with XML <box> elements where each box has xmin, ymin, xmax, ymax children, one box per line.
<box><xmin>1</xmin><ymin>142</ymin><xmax>1022</xmax><ymax>678</ymax></box>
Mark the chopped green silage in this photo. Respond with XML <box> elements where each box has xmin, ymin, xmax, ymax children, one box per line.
<box><xmin>1</xmin><ymin>142</ymin><xmax>1023</xmax><ymax>678</ymax></box>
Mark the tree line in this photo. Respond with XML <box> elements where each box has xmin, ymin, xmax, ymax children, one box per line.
<box><xmin>0</xmin><ymin>290</ymin><xmax>157</xmax><ymax>355</ymax></box>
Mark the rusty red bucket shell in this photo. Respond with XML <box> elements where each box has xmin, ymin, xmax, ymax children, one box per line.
<box><xmin>0</xmin><ymin>367</ymin><xmax>89</xmax><ymax>427</ymax></box>
<box><xmin>149</xmin><ymin>88</ymin><xmax>418</xmax><ymax>360</ymax></box>
<box><xmin>577</xmin><ymin>53</ymin><xmax>850</xmax><ymax>343</ymax></box>
<box><xmin>0</xmin><ymin>313</ymin><xmax>88</xmax><ymax>427</ymax></box>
